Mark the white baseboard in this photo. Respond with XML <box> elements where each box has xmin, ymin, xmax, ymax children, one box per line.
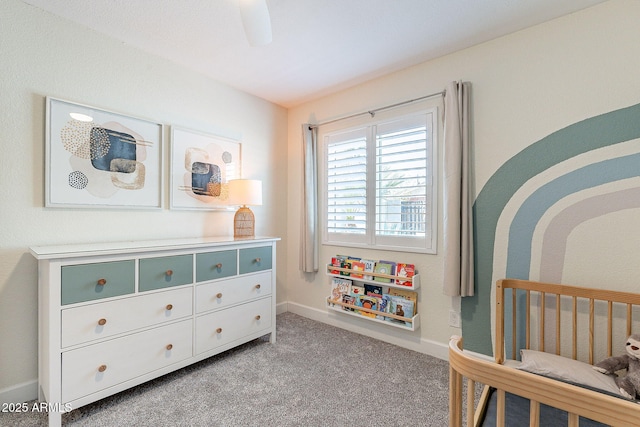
<box><xmin>0</xmin><ymin>379</ymin><xmax>37</xmax><ymax>405</ymax></box>
<box><xmin>285</xmin><ymin>301</ymin><xmax>450</xmax><ymax>361</ymax></box>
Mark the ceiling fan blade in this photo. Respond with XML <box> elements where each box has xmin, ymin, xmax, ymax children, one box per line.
<box><xmin>239</xmin><ymin>0</ymin><xmax>272</xmax><ymax>46</ymax></box>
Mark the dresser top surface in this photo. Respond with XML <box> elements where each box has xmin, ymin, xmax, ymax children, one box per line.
<box><xmin>30</xmin><ymin>236</ymin><xmax>280</xmax><ymax>260</ymax></box>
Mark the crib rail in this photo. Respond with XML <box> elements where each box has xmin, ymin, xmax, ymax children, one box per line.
<box><xmin>496</xmin><ymin>279</ymin><xmax>640</xmax><ymax>364</ymax></box>
<box><xmin>449</xmin><ymin>335</ymin><xmax>640</xmax><ymax>427</ymax></box>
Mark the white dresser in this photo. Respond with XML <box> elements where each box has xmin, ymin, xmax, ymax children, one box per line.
<box><xmin>30</xmin><ymin>236</ymin><xmax>279</xmax><ymax>427</ymax></box>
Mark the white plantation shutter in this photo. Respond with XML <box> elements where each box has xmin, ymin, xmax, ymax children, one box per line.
<box><xmin>326</xmin><ymin>128</ymin><xmax>367</xmax><ymax>242</ymax></box>
<box><xmin>323</xmin><ymin>111</ymin><xmax>436</xmax><ymax>253</ymax></box>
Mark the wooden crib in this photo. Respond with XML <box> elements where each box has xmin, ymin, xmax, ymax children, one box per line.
<box><xmin>449</xmin><ymin>279</ymin><xmax>640</xmax><ymax>426</ymax></box>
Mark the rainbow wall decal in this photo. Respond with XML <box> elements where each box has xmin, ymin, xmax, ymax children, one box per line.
<box><xmin>462</xmin><ymin>103</ymin><xmax>640</xmax><ymax>355</ymax></box>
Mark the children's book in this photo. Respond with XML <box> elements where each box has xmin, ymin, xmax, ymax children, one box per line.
<box><xmin>395</xmin><ymin>263</ymin><xmax>415</xmax><ymax>286</ymax></box>
<box><xmin>377</xmin><ymin>294</ymin><xmax>391</xmax><ymax>320</ymax></box>
<box><xmin>389</xmin><ymin>288</ymin><xmax>418</xmax><ymax>315</ymax></box>
<box><xmin>356</xmin><ymin>295</ymin><xmax>378</xmax><ymax>318</ymax></box>
<box><xmin>330</xmin><ymin>277</ymin><xmax>352</xmax><ymax>304</ymax></box>
<box><xmin>342</xmin><ymin>294</ymin><xmax>356</xmax><ymax>312</ymax></box>
<box><xmin>373</xmin><ymin>261</ymin><xmax>393</xmax><ymax>283</ymax></box>
<box><xmin>330</xmin><ymin>256</ymin><xmax>346</xmax><ymax>275</ymax></box>
<box><xmin>350</xmin><ymin>284</ymin><xmax>365</xmax><ymax>298</ymax></box>
<box><xmin>387</xmin><ymin>296</ymin><xmax>414</xmax><ymax>326</ymax></box>
<box><xmin>350</xmin><ymin>260</ymin><xmax>366</xmax><ymax>279</ymax></box>
<box><xmin>361</xmin><ymin>259</ymin><xmax>376</xmax><ymax>281</ymax></box>
<box><xmin>364</xmin><ymin>284</ymin><xmax>383</xmax><ymax>299</ymax></box>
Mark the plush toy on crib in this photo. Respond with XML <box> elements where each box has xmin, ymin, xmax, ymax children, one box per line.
<box><xmin>593</xmin><ymin>333</ymin><xmax>640</xmax><ymax>399</ymax></box>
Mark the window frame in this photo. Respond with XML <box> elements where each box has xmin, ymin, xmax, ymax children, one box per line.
<box><xmin>320</xmin><ymin>106</ymin><xmax>438</xmax><ymax>254</ymax></box>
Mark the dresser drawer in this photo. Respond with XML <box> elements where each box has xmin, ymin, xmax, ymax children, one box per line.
<box><xmin>61</xmin><ymin>319</ymin><xmax>192</xmax><ymax>403</ymax></box>
<box><xmin>195</xmin><ymin>297</ymin><xmax>272</xmax><ymax>354</ymax></box>
<box><xmin>196</xmin><ymin>250</ymin><xmax>237</xmax><ymax>282</ymax></box>
<box><xmin>139</xmin><ymin>254</ymin><xmax>193</xmax><ymax>291</ymax></box>
<box><xmin>239</xmin><ymin>246</ymin><xmax>272</xmax><ymax>274</ymax></box>
<box><xmin>195</xmin><ymin>271</ymin><xmax>271</xmax><ymax>314</ymax></box>
<box><xmin>61</xmin><ymin>287</ymin><xmax>193</xmax><ymax>348</ymax></box>
<box><xmin>61</xmin><ymin>260</ymin><xmax>135</xmax><ymax>305</ymax></box>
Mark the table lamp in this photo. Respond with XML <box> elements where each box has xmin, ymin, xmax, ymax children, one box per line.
<box><xmin>228</xmin><ymin>179</ymin><xmax>262</xmax><ymax>238</ymax></box>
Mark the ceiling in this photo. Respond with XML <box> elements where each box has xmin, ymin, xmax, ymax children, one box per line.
<box><xmin>21</xmin><ymin>0</ymin><xmax>607</xmax><ymax>108</ymax></box>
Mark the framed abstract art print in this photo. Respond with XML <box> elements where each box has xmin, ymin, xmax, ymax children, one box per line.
<box><xmin>45</xmin><ymin>97</ymin><xmax>163</xmax><ymax>209</ymax></box>
<box><xmin>169</xmin><ymin>127</ymin><xmax>241</xmax><ymax>210</ymax></box>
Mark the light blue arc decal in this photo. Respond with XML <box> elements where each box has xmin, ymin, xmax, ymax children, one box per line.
<box><xmin>504</xmin><ymin>153</ymin><xmax>640</xmax><ymax>355</ymax></box>
<box><xmin>462</xmin><ymin>102</ymin><xmax>640</xmax><ymax>355</ymax></box>
<box><xmin>506</xmin><ymin>153</ymin><xmax>640</xmax><ymax>279</ymax></box>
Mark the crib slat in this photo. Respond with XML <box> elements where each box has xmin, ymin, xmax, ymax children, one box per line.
<box><xmin>572</xmin><ymin>296</ymin><xmax>577</xmax><ymax>360</ymax></box>
<box><xmin>529</xmin><ymin>400</ymin><xmax>540</xmax><ymax>426</ymax></box>
<box><xmin>449</xmin><ymin>364</ymin><xmax>462</xmax><ymax>426</ymax></box>
<box><xmin>540</xmin><ymin>291</ymin><xmax>545</xmax><ymax>352</ymax></box>
<box><xmin>628</xmin><ymin>303</ymin><xmax>633</xmax><ymax>338</ymax></box>
<box><xmin>607</xmin><ymin>301</ymin><xmax>613</xmax><ymax>357</ymax></box>
<box><xmin>589</xmin><ymin>298</ymin><xmax>595</xmax><ymax>365</ymax></box>
<box><xmin>556</xmin><ymin>294</ymin><xmax>561</xmax><ymax>355</ymax></box>
<box><xmin>526</xmin><ymin>290</ymin><xmax>531</xmax><ymax>350</ymax></box>
<box><xmin>466</xmin><ymin>379</ymin><xmax>475</xmax><ymax>427</ymax></box>
<box><xmin>512</xmin><ymin>289</ymin><xmax>517</xmax><ymax>359</ymax></box>
<box><xmin>497</xmin><ymin>389</ymin><xmax>505</xmax><ymax>427</ymax></box>
<box><xmin>568</xmin><ymin>412</ymin><xmax>579</xmax><ymax>427</ymax></box>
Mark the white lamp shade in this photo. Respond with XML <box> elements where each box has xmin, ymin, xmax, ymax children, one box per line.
<box><xmin>228</xmin><ymin>179</ymin><xmax>263</xmax><ymax>206</ymax></box>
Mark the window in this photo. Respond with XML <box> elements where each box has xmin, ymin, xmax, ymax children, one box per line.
<box><xmin>322</xmin><ymin>110</ymin><xmax>437</xmax><ymax>253</ymax></box>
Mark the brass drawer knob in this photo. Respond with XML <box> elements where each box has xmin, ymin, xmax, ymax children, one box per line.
<box><xmin>98</xmin><ymin>318</ymin><xmax>107</xmax><ymax>326</ymax></box>
<box><xmin>98</xmin><ymin>365</ymin><xmax>107</xmax><ymax>372</ymax></box>
<box><xmin>216</xmin><ymin>293</ymin><xmax>222</xmax><ymax>299</ymax></box>
<box><xmin>255</xmin><ymin>284</ymin><xmax>261</xmax><ymax>290</ymax></box>
<box><xmin>216</xmin><ymin>328</ymin><xmax>222</xmax><ymax>334</ymax></box>
<box><xmin>97</xmin><ymin>278</ymin><xmax>107</xmax><ymax>286</ymax></box>
<box><xmin>254</xmin><ymin>258</ymin><xmax>261</xmax><ymax>263</ymax></box>
<box><xmin>255</xmin><ymin>315</ymin><xmax>261</xmax><ymax>320</ymax></box>
<box><xmin>215</xmin><ymin>263</ymin><xmax>222</xmax><ymax>269</ymax></box>
<box><xmin>166</xmin><ymin>269</ymin><xmax>173</xmax><ymax>276</ymax></box>
<box><xmin>166</xmin><ymin>304</ymin><xmax>173</xmax><ymax>311</ymax></box>
<box><xmin>166</xmin><ymin>344</ymin><xmax>173</xmax><ymax>351</ymax></box>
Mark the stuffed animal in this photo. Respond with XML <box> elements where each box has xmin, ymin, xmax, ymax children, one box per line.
<box><xmin>593</xmin><ymin>334</ymin><xmax>640</xmax><ymax>399</ymax></box>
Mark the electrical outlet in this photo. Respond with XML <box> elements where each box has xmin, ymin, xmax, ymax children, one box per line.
<box><xmin>449</xmin><ymin>309</ymin><xmax>461</xmax><ymax>328</ymax></box>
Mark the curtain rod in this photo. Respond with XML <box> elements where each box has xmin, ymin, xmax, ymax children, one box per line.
<box><xmin>308</xmin><ymin>89</ymin><xmax>445</xmax><ymax>129</ymax></box>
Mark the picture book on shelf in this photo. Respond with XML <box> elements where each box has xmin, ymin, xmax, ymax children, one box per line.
<box><xmin>350</xmin><ymin>284</ymin><xmax>365</xmax><ymax>298</ymax></box>
<box><xmin>373</xmin><ymin>262</ymin><xmax>393</xmax><ymax>283</ymax></box>
<box><xmin>387</xmin><ymin>296</ymin><xmax>414</xmax><ymax>326</ymax></box>
<box><xmin>389</xmin><ymin>288</ymin><xmax>417</xmax><ymax>315</ymax></box>
<box><xmin>377</xmin><ymin>294</ymin><xmax>391</xmax><ymax>320</ymax></box>
<box><xmin>361</xmin><ymin>259</ymin><xmax>376</xmax><ymax>280</ymax></box>
<box><xmin>349</xmin><ymin>260</ymin><xmax>366</xmax><ymax>279</ymax></box>
<box><xmin>330</xmin><ymin>256</ymin><xmax>346</xmax><ymax>275</ymax></box>
<box><xmin>342</xmin><ymin>294</ymin><xmax>356</xmax><ymax>312</ymax></box>
<box><xmin>330</xmin><ymin>277</ymin><xmax>352</xmax><ymax>304</ymax></box>
<box><xmin>356</xmin><ymin>295</ymin><xmax>378</xmax><ymax>318</ymax></box>
<box><xmin>395</xmin><ymin>263</ymin><xmax>415</xmax><ymax>286</ymax></box>
<box><xmin>364</xmin><ymin>284</ymin><xmax>383</xmax><ymax>299</ymax></box>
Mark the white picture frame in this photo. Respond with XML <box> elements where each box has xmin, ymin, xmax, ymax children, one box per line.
<box><xmin>170</xmin><ymin>126</ymin><xmax>241</xmax><ymax>210</ymax></box>
<box><xmin>45</xmin><ymin>97</ymin><xmax>164</xmax><ymax>209</ymax></box>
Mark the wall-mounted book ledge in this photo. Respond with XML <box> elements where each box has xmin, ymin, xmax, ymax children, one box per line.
<box><xmin>325</xmin><ymin>296</ymin><xmax>420</xmax><ymax>331</ymax></box>
<box><xmin>325</xmin><ymin>265</ymin><xmax>421</xmax><ymax>291</ymax></box>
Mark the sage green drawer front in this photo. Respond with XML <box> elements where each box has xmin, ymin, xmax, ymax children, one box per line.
<box><xmin>196</xmin><ymin>250</ymin><xmax>237</xmax><ymax>282</ymax></box>
<box><xmin>61</xmin><ymin>260</ymin><xmax>135</xmax><ymax>305</ymax></box>
<box><xmin>139</xmin><ymin>254</ymin><xmax>193</xmax><ymax>292</ymax></box>
<box><xmin>239</xmin><ymin>246</ymin><xmax>272</xmax><ymax>274</ymax></box>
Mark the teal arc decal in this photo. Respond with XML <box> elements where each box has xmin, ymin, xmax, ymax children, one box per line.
<box><xmin>462</xmin><ymin>103</ymin><xmax>640</xmax><ymax>355</ymax></box>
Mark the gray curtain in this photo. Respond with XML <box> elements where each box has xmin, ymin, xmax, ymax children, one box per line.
<box><xmin>300</xmin><ymin>124</ymin><xmax>319</xmax><ymax>273</ymax></box>
<box><xmin>443</xmin><ymin>81</ymin><xmax>474</xmax><ymax>297</ymax></box>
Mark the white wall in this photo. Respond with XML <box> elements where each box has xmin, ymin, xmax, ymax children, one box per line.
<box><xmin>286</xmin><ymin>0</ymin><xmax>640</xmax><ymax>356</ymax></box>
<box><xmin>0</xmin><ymin>0</ymin><xmax>288</xmax><ymax>401</ymax></box>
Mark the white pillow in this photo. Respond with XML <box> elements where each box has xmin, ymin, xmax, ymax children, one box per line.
<box><xmin>516</xmin><ymin>349</ymin><xmax>623</xmax><ymax>397</ymax></box>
